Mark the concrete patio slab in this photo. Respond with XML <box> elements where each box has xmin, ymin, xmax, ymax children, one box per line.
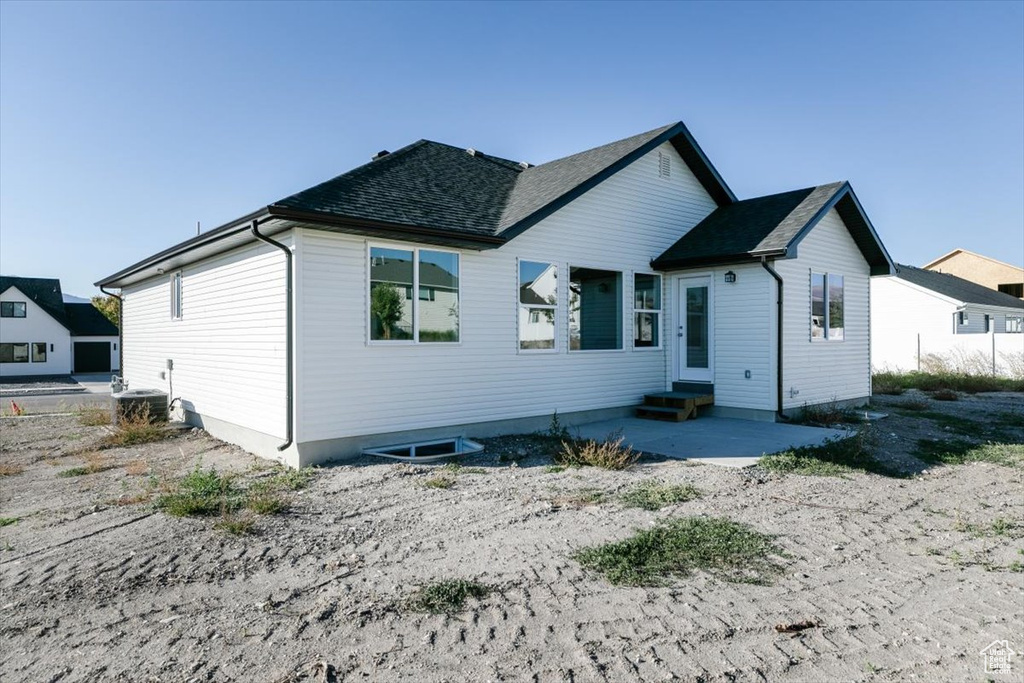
<box><xmin>574</xmin><ymin>416</ymin><xmax>850</xmax><ymax>468</ymax></box>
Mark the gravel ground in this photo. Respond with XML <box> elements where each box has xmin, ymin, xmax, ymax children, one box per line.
<box><xmin>1</xmin><ymin>392</ymin><xmax>1022</xmax><ymax>682</ymax></box>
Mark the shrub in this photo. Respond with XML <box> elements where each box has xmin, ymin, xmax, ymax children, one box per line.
<box><xmin>156</xmin><ymin>466</ymin><xmax>241</xmax><ymax>517</ymax></box>
<box><xmin>422</xmin><ymin>474</ymin><xmax>455</xmax><ymax>489</ymax></box>
<box><xmin>574</xmin><ymin>517</ymin><xmax>783</xmax><ymax>586</ymax></box>
<box><xmin>216</xmin><ymin>513</ymin><xmax>256</xmax><ymax>536</ymax></box>
<box><xmin>408</xmin><ymin>579</ymin><xmax>491</xmax><ymax>613</ymax></box>
<box><xmin>914</xmin><ymin>440</ymin><xmax>1024</xmax><ymax>468</ymax></box>
<box><xmin>872</xmin><ymin>372</ymin><xmax>905</xmax><ymax>395</ymax></box>
<box><xmin>103</xmin><ymin>405</ymin><xmax>168</xmax><ymax>448</ymax></box>
<box><xmin>0</xmin><ymin>517</ymin><xmax>18</xmax><ymax>527</ymax></box>
<box><xmin>760</xmin><ymin>432</ymin><xmax>904</xmax><ymax>478</ymax></box>
<box><xmin>77</xmin><ymin>406</ymin><xmax>111</xmax><ymax>426</ymax></box>
<box><xmin>0</xmin><ymin>464</ymin><xmax>25</xmax><ymax>477</ymax></box>
<box><xmin>871</xmin><ymin>371</ymin><xmax>1024</xmax><ymax>394</ymax></box>
<box><xmin>799</xmin><ymin>401</ymin><xmax>861</xmax><ymax>426</ymax></box>
<box><xmin>557</xmin><ymin>433</ymin><xmax>639</xmax><ymax>470</ymax></box>
<box><xmin>619</xmin><ymin>481</ymin><xmax>702</xmax><ymax>510</ymax></box>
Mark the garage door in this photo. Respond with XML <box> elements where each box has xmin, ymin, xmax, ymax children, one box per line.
<box><xmin>73</xmin><ymin>342</ymin><xmax>111</xmax><ymax>373</ymax></box>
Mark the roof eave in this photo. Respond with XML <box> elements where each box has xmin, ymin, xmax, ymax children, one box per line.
<box><xmin>651</xmin><ymin>249</ymin><xmax>787</xmax><ymax>271</ymax></box>
<box><xmin>95</xmin><ymin>208</ymin><xmax>271</xmax><ymax>288</ymax></box>
<box><xmin>265</xmin><ymin>205</ymin><xmax>506</xmax><ymax>249</ymax></box>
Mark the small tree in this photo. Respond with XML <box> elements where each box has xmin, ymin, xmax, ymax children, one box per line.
<box><xmin>370</xmin><ymin>283</ymin><xmax>403</xmax><ymax>340</ymax></box>
<box><xmin>92</xmin><ymin>295</ymin><xmax>120</xmax><ymax>328</ymax></box>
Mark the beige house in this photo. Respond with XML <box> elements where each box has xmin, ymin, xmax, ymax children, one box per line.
<box><xmin>923</xmin><ymin>249</ymin><xmax>1023</xmax><ymax>298</ymax></box>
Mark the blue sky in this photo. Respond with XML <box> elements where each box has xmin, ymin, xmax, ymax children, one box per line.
<box><xmin>1</xmin><ymin>1</ymin><xmax>1021</xmax><ymax>297</ymax></box>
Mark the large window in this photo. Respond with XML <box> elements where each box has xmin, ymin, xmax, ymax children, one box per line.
<box><xmin>811</xmin><ymin>272</ymin><xmax>844</xmax><ymax>341</ymax></box>
<box><xmin>0</xmin><ymin>343</ymin><xmax>29</xmax><ymax>363</ymax></box>
<box><xmin>1007</xmin><ymin>316</ymin><xmax>1023</xmax><ymax>334</ymax></box>
<box><xmin>1</xmin><ymin>301</ymin><xmax>27</xmax><ymax>318</ymax></box>
<box><xmin>170</xmin><ymin>272</ymin><xmax>182</xmax><ymax>320</ymax></box>
<box><xmin>519</xmin><ymin>260</ymin><xmax>557</xmax><ymax>351</ymax></box>
<box><xmin>633</xmin><ymin>273</ymin><xmax>661</xmax><ymax>348</ymax></box>
<box><xmin>569</xmin><ymin>267</ymin><xmax>622</xmax><ymax>351</ymax></box>
<box><xmin>31</xmin><ymin>342</ymin><xmax>46</xmax><ymax>362</ymax></box>
<box><xmin>369</xmin><ymin>245</ymin><xmax>459</xmax><ymax>343</ymax></box>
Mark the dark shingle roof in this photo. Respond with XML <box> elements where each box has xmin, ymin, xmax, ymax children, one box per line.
<box><xmin>652</xmin><ymin>182</ymin><xmax>893</xmax><ymax>275</ymax></box>
<box><xmin>267</xmin><ymin>121</ymin><xmax>734</xmax><ymax>244</ymax></box>
<box><xmin>64</xmin><ymin>303</ymin><xmax>119</xmax><ymax>336</ymax></box>
<box><xmin>0</xmin><ymin>276</ymin><xmax>67</xmax><ymax>326</ymax></box>
<box><xmin>273</xmin><ymin>140</ymin><xmax>522</xmax><ymax>239</ymax></box>
<box><xmin>1</xmin><ymin>276</ymin><xmax>120</xmax><ymax>333</ymax></box>
<box><xmin>895</xmin><ymin>264</ymin><xmax>1024</xmax><ymax>309</ymax></box>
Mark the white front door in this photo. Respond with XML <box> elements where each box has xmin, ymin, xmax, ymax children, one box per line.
<box><xmin>676</xmin><ymin>276</ymin><xmax>713</xmax><ymax>383</ymax></box>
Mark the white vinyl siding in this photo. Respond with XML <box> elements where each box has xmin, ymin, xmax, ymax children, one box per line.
<box><xmin>121</xmin><ymin>237</ymin><xmax>290</xmax><ymax>439</ymax></box>
<box><xmin>297</xmin><ymin>141</ymin><xmax>718</xmax><ymax>442</ymax></box>
<box><xmin>775</xmin><ymin>208</ymin><xmax>871</xmax><ymax>408</ymax></box>
<box><xmin>0</xmin><ymin>285</ymin><xmax>71</xmax><ymax>376</ymax></box>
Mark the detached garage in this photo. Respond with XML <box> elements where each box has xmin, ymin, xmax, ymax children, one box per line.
<box><xmin>66</xmin><ymin>303</ymin><xmax>118</xmax><ymax>374</ymax></box>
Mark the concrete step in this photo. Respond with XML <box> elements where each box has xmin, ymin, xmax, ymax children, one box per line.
<box><xmin>643</xmin><ymin>391</ymin><xmax>715</xmax><ymax>409</ymax></box>
<box><xmin>636</xmin><ymin>405</ymin><xmax>694</xmax><ymax>422</ymax></box>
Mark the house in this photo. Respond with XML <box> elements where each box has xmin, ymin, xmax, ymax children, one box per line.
<box><xmin>871</xmin><ymin>264</ymin><xmax>1024</xmax><ymax>373</ymax></box>
<box><xmin>0</xmin><ymin>276</ymin><xmax>120</xmax><ymax>377</ymax></box>
<box><xmin>923</xmin><ymin>248</ymin><xmax>1024</xmax><ymax>298</ymax></box>
<box><xmin>96</xmin><ymin>121</ymin><xmax>893</xmax><ymax>467</ymax></box>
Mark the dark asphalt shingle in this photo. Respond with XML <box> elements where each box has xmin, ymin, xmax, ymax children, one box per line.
<box><xmin>0</xmin><ymin>276</ymin><xmax>67</xmax><ymax>326</ymax></box>
<box><xmin>64</xmin><ymin>303</ymin><xmax>119</xmax><ymax>336</ymax></box>
<box><xmin>896</xmin><ymin>264</ymin><xmax>1024</xmax><ymax>309</ymax></box>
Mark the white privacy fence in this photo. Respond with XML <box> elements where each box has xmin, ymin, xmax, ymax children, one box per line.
<box><xmin>873</xmin><ymin>330</ymin><xmax>1024</xmax><ymax>378</ymax></box>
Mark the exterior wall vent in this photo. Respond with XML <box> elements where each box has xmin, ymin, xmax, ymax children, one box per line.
<box><xmin>658</xmin><ymin>151</ymin><xmax>671</xmax><ymax>179</ymax></box>
<box><xmin>372</xmin><ymin>150</ymin><xmax>390</xmax><ymax>161</ymax></box>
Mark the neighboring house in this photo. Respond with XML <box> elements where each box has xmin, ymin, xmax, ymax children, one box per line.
<box><xmin>923</xmin><ymin>248</ymin><xmax>1024</xmax><ymax>298</ymax></box>
<box><xmin>0</xmin><ymin>276</ymin><xmax>120</xmax><ymax>377</ymax></box>
<box><xmin>96</xmin><ymin>121</ymin><xmax>893</xmax><ymax>467</ymax></box>
<box><xmin>871</xmin><ymin>264</ymin><xmax>1024</xmax><ymax>373</ymax></box>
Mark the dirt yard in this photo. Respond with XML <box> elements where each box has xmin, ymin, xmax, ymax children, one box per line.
<box><xmin>1</xmin><ymin>393</ymin><xmax>1022</xmax><ymax>683</ymax></box>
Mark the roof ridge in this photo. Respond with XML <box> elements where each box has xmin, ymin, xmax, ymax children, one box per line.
<box><xmin>527</xmin><ymin>122</ymin><xmax>677</xmax><ymax>170</ymax></box>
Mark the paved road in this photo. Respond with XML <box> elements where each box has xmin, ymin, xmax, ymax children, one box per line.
<box><xmin>4</xmin><ymin>392</ymin><xmax>111</xmax><ymax>414</ymax></box>
<box><xmin>2</xmin><ymin>373</ymin><xmax>113</xmax><ymax>414</ymax></box>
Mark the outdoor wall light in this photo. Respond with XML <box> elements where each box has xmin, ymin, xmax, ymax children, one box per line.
<box><xmin>724</xmin><ymin>271</ymin><xmax>737</xmax><ymax>283</ymax></box>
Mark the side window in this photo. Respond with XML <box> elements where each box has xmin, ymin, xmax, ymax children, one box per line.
<box><xmin>0</xmin><ymin>343</ymin><xmax>29</xmax><ymax>363</ymax></box>
<box><xmin>519</xmin><ymin>260</ymin><xmax>557</xmax><ymax>351</ymax></box>
<box><xmin>569</xmin><ymin>266</ymin><xmax>622</xmax><ymax>351</ymax></box>
<box><xmin>31</xmin><ymin>342</ymin><xmax>46</xmax><ymax>362</ymax></box>
<box><xmin>368</xmin><ymin>245</ymin><xmax>459</xmax><ymax>343</ymax></box>
<box><xmin>1</xmin><ymin>301</ymin><xmax>27</xmax><ymax>318</ymax></box>
<box><xmin>633</xmin><ymin>273</ymin><xmax>661</xmax><ymax>348</ymax></box>
<box><xmin>170</xmin><ymin>272</ymin><xmax>182</xmax><ymax>320</ymax></box>
<box><xmin>811</xmin><ymin>272</ymin><xmax>844</xmax><ymax>341</ymax></box>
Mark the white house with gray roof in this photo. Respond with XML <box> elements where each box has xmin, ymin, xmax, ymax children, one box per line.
<box><xmin>871</xmin><ymin>264</ymin><xmax>1024</xmax><ymax>374</ymax></box>
<box><xmin>97</xmin><ymin>121</ymin><xmax>893</xmax><ymax>467</ymax></box>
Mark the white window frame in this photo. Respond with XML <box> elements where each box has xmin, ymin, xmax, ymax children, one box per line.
<box><xmin>1005</xmin><ymin>316</ymin><xmax>1023</xmax><ymax>334</ymax></box>
<box><xmin>810</xmin><ymin>271</ymin><xmax>845</xmax><ymax>342</ymax></box>
<box><xmin>568</xmin><ymin>263</ymin><xmax>625</xmax><ymax>353</ymax></box>
<box><xmin>517</xmin><ymin>258</ymin><xmax>558</xmax><ymax>354</ymax></box>
<box><xmin>170</xmin><ymin>271</ymin><xmax>182</xmax><ymax>321</ymax></box>
<box><xmin>632</xmin><ymin>272</ymin><xmax>662</xmax><ymax>350</ymax></box>
<box><xmin>366</xmin><ymin>242</ymin><xmax>461</xmax><ymax>346</ymax></box>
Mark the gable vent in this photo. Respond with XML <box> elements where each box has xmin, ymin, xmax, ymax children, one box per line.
<box><xmin>658</xmin><ymin>151</ymin><xmax>671</xmax><ymax>179</ymax></box>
